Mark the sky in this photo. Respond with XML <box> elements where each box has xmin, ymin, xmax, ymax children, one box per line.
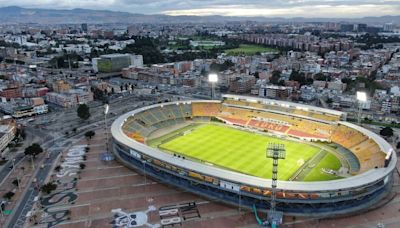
<box><xmin>0</xmin><ymin>0</ymin><xmax>399</xmax><ymax>18</ymax></box>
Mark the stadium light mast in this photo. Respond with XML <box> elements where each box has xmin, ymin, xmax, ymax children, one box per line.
<box><xmin>208</xmin><ymin>73</ymin><xmax>218</xmax><ymax>100</ymax></box>
<box><xmin>356</xmin><ymin>91</ymin><xmax>367</xmax><ymax>124</ymax></box>
<box><xmin>266</xmin><ymin>143</ymin><xmax>286</xmax><ymax>227</ymax></box>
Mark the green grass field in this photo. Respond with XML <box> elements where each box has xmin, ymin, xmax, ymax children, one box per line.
<box><xmin>225</xmin><ymin>44</ymin><xmax>278</xmax><ymax>56</ymax></box>
<box><xmin>152</xmin><ymin>124</ymin><xmax>341</xmax><ymax>181</ymax></box>
<box><xmin>303</xmin><ymin>153</ymin><xmax>342</xmax><ymax>181</ymax></box>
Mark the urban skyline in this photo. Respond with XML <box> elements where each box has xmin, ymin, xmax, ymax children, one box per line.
<box><xmin>0</xmin><ymin>0</ymin><xmax>399</xmax><ymax>18</ymax></box>
<box><xmin>0</xmin><ymin>1</ymin><xmax>399</xmax><ymax>228</ymax></box>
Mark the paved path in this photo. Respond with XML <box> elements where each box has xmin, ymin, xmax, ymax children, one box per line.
<box><xmin>4</xmin><ymin>126</ymin><xmax>102</xmax><ymax>228</ymax></box>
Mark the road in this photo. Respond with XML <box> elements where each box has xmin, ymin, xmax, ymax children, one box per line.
<box><xmin>0</xmin><ymin>153</ymin><xmax>24</xmax><ymax>186</ymax></box>
<box><xmin>0</xmin><ymin>127</ymin><xmax>38</xmax><ymax>186</ymax></box>
<box><xmin>4</xmin><ymin>94</ymin><xmax>158</xmax><ymax>228</ymax></box>
<box><xmin>4</xmin><ymin>124</ymin><xmax>102</xmax><ymax>228</ymax></box>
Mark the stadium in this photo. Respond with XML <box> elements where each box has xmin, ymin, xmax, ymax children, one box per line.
<box><xmin>111</xmin><ymin>94</ymin><xmax>397</xmax><ymax>217</ymax></box>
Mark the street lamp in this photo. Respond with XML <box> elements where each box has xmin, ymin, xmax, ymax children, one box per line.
<box><xmin>101</xmin><ymin>104</ymin><xmax>115</xmax><ymax>162</ymax></box>
<box><xmin>0</xmin><ymin>200</ymin><xmax>5</xmax><ymax>218</ymax></box>
<box><xmin>12</xmin><ymin>159</ymin><xmax>21</xmax><ymax>192</ymax></box>
<box><xmin>356</xmin><ymin>91</ymin><xmax>367</xmax><ymax>124</ymax></box>
<box><xmin>104</xmin><ymin>104</ymin><xmax>109</xmax><ymax>153</ymax></box>
<box><xmin>208</xmin><ymin>73</ymin><xmax>218</xmax><ymax>100</ymax></box>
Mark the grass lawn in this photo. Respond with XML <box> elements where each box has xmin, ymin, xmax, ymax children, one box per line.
<box><xmin>303</xmin><ymin>153</ymin><xmax>342</xmax><ymax>181</ymax></box>
<box><xmin>225</xmin><ymin>44</ymin><xmax>278</xmax><ymax>56</ymax></box>
<box><xmin>157</xmin><ymin>124</ymin><xmax>324</xmax><ymax>180</ymax></box>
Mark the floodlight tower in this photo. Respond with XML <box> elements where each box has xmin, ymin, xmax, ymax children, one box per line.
<box><xmin>356</xmin><ymin>91</ymin><xmax>367</xmax><ymax>124</ymax></box>
<box><xmin>266</xmin><ymin>143</ymin><xmax>286</xmax><ymax>226</ymax></box>
<box><xmin>208</xmin><ymin>73</ymin><xmax>218</xmax><ymax>100</ymax></box>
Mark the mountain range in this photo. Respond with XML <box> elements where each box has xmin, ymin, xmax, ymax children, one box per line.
<box><xmin>0</xmin><ymin>6</ymin><xmax>398</xmax><ymax>24</ymax></box>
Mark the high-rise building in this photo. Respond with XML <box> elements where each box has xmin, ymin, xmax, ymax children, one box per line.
<box><xmin>383</xmin><ymin>23</ymin><xmax>394</xmax><ymax>32</ymax></box>
<box><xmin>340</xmin><ymin>24</ymin><xmax>354</xmax><ymax>32</ymax></box>
<box><xmin>356</xmin><ymin>23</ymin><xmax>367</xmax><ymax>32</ymax></box>
<box><xmin>81</xmin><ymin>23</ymin><xmax>88</xmax><ymax>33</ymax></box>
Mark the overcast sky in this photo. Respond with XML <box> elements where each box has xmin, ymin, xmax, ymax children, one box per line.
<box><xmin>1</xmin><ymin>0</ymin><xmax>399</xmax><ymax>18</ymax></box>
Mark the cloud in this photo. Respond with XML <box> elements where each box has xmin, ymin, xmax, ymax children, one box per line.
<box><xmin>0</xmin><ymin>0</ymin><xmax>398</xmax><ymax>17</ymax></box>
<box><xmin>164</xmin><ymin>4</ymin><xmax>400</xmax><ymax>18</ymax></box>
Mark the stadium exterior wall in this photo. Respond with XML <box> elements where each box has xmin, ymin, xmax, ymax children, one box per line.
<box><xmin>111</xmin><ymin>99</ymin><xmax>396</xmax><ymax>216</ymax></box>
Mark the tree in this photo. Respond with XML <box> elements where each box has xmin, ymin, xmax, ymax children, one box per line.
<box><xmin>24</xmin><ymin>143</ymin><xmax>43</xmax><ymax>158</ymax></box>
<box><xmin>85</xmin><ymin>131</ymin><xmax>95</xmax><ymax>140</ymax></box>
<box><xmin>41</xmin><ymin>182</ymin><xmax>57</xmax><ymax>194</ymax></box>
<box><xmin>15</xmin><ymin>128</ymin><xmax>26</xmax><ymax>140</ymax></box>
<box><xmin>77</xmin><ymin>104</ymin><xmax>91</xmax><ymax>120</ymax></box>
<box><xmin>49</xmin><ymin>52</ymin><xmax>83</xmax><ymax>69</ymax></box>
<box><xmin>92</xmin><ymin>88</ymin><xmax>106</xmax><ymax>101</ymax></box>
<box><xmin>54</xmin><ymin>165</ymin><xmax>61</xmax><ymax>172</ymax></box>
<box><xmin>3</xmin><ymin>191</ymin><xmax>15</xmax><ymax>200</ymax></box>
<box><xmin>290</xmin><ymin>70</ymin><xmax>312</xmax><ymax>86</ymax></box>
<box><xmin>270</xmin><ymin>70</ymin><xmax>281</xmax><ymax>85</ymax></box>
<box><xmin>12</xmin><ymin>179</ymin><xmax>19</xmax><ymax>187</ymax></box>
<box><xmin>314</xmin><ymin>73</ymin><xmax>328</xmax><ymax>81</ymax></box>
<box><xmin>380</xmin><ymin>127</ymin><xmax>394</xmax><ymax>138</ymax></box>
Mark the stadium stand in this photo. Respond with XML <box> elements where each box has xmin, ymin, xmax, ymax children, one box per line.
<box><xmin>182</xmin><ymin>103</ymin><xmax>193</xmax><ymax>117</ymax></box>
<box><xmin>224</xmin><ymin>98</ymin><xmax>340</xmax><ymax>122</ymax></box>
<box><xmin>192</xmin><ymin>102</ymin><xmax>221</xmax><ymax>117</ymax></box>
<box><xmin>350</xmin><ymin>139</ymin><xmax>386</xmax><ymax>172</ymax></box>
<box><xmin>122</xmin><ymin>100</ymin><xmax>387</xmax><ymax>175</ymax></box>
<box><xmin>334</xmin><ymin>146</ymin><xmax>361</xmax><ymax>173</ymax></box>
<box><xmin>247</xmin><ymin>119</ymin><xmax>289</xmax><ymax>134</ymax></box>
<box><xmin>219</xmin><ymin>116</ymin><xmax>249</xmax><ymax>126</ymax></box>
<box><xmin>331</xmin><ymin>125</ymin><xmax>368</xmax><ymax>148</ymax></box>
<box><xmin>291</xmin><ymin>120</ymin><xmax>332</xmax><ymax>138</ymax></box>
<box><xmin>287</xmin><ymin>129</ymin><xmax>326</xmax><ymax>139</ymax></box>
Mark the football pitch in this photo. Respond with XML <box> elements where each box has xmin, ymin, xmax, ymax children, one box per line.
<box><xmin>150</xmin><ymin>124</ymin><xmax>341</xmax><ymax>181</ymax></box>
<box><xmin>225</xmin><ymin>44</ymin><xmax>278</xmax><ymax>56</ymax></box>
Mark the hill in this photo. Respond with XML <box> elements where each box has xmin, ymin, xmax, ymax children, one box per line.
<box><xmin>0</xmin><ymin>6</ymin><xmax>398</xmax><ymax>24</ymax></box>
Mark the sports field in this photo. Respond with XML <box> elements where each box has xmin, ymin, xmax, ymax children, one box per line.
<box><xmin>303</xmin><ymin>153</ymin><xmax>342</xmax><ymax>181</ymax></box>
<box><xmin>225</xmin><ymin>44</ymin><xmax>278</xmax><ymax>56</ymax></box>
<box><xmin>150</xmin><ymin>124</ymin><xmax>341</xmax><ymax>181</ymax></box>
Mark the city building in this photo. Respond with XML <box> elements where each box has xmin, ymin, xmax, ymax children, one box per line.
<box><xmin>81</xmin><ymin>23</ymin><xmax>88</xmax><ymax>33</ymax></box>
<box><xmin>0</xmin><ymin>86</ymin><xmax>22</xmax><ymax>99</ymax></box>
<box><xmin>92</xmin><ymin>54</ymin><xmax>144</xmax><ymax>73</ymax></box>
<box><xmin>52</xmin><ymin>80</ymin><xmax>71</xmax><ymax>93</ymax></box>
<box><xmin>300</xmin><ymin>85</ymin><xmax>317</xmax><ymax>101</ymax></box>
<box><xmin>229</xmin><ymin>76</ymin><xmax>256</xmax><ymax>93</ymax></box>
<box><xmin>0</xmin><ymin>98</ymin><xmax>48</xmax><ymax>118</ymax></box>
<box><xmin>46</xmin><ymin>89</ymin><xmax>93</xmax><ymax>108</ymax></box>
<box><xmin>0</xmin><ymin>118</ymin><xmax>16</xmax><ymax>158</ymax></box>
<box><xmin>259</xmin><ymin>85</ymin><xmax>292</xmax><ymax>99</ymax></box>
